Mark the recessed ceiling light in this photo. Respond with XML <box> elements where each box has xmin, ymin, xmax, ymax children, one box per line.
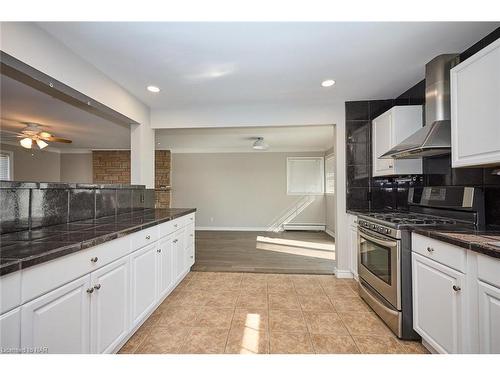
<box><xmin>321</xmin><ymin>79</ymin><xmax>336</xmax><ymax>87</ymax></box>
<box><xmin>147</xmin><ymin>85</ymin><xmax>161</xmax><ymax>93</ymax></box>
<box><xmin>252</xmin><ymin>137</ymin><xmax>269</xmax><ymax>151</ymax></box>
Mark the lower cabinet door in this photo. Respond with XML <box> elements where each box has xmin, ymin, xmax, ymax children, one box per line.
<box><xmin>0</xmin><ymin>307</ymin><xmax>21</xmax><ymax>352</ymax></box>
<box><xmin>130</xmin><ymin>243</ymin><xmax>157</xmax><ymax>327</ymax></box>
<box><xmin>90</xmin><ymin>256</ymin><xmax>130</xmax><ymax>353</ymax></box>
<box><xmin>157</xmin><ymin>234</ymin><xmax>174</xmax><ymax>299</ymax></box>
<box><xmin>412</xmin><ymin>253</ymin><xmax>466</xmax><ymax>353</ymax></box>
<box><xmin>478</xmin><ymin>280</ymin><xmax>500</xmax><ymax>353</ymax></box>
<box><xmin>21</xmin><ymin>275</ymin><xmax>91</xmax><ymax>354</ymax></box>
<box><xmin>186</xmin><ymin>246</ymin><xmax>195</xmax><ymax>268</ymax></box>
<box><xmin>173</xmin><ymin>229</ymin><xmax>186</xmax><ymax>281</ymax></box>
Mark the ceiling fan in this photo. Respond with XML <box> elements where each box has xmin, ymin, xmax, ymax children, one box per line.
<box><xmin>2</xmin><ymin>123</ymin><xmax>72</xmax><ymax>150</ymax></box>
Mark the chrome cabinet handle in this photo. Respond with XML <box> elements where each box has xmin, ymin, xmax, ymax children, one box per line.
<box><xmin>90</xmin><ymin>257</ymin><xmax>98</xmax><ymax>263</ymax></box>
<box><xmin>174</xmin><ymin>224</ymin><xmax>178</xmax><ymax>228</ymax></box>
<box><xmin>427</xmin><ymin>247</ymin><xmax>434</xmax><ymax>253</ymax></box>
<box><xmin>94</xmin><ymin>284</ymin><xmax>101</xmax><ymax>290</ymax></box>
<box><xmin>157</xmin><ymin>249</ymin><xmax>162</xmax><ymax>253</ymax></box>
<box><xmin>190</xmin><ymin>256</ymin><xmax>194</xmax><ymax>259</ymax></box>
<box><xmin>453</xmin><ymin>285</ymin><xmax>461</xmax><ymax>292</ymax></box>
<box><xmin>146</xmin><ymin>235</ymin><xmax>151</xmax><ymax>240</ymax></box>
<box><xmin>190</xmin><ymin>234</ymin><xmax>194</xmax><ymax>237</ymax></box>
<box><xmin>87</xmin><ymin>287</ymin><xmax>94</xmax><ymax>294</ymax></box>
<box><xmin>173</xmin><ymin>239</ymin><xmax>178</xmax><ymax>243</ymax></box>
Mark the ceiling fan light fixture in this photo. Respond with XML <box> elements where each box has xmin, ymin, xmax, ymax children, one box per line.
<box><xmin>36</xmin><ymin>139</ymin><xmax>48</xmax><ymax>149</ymax></box>
<box><xmin>20</xmin><ymin>137</ymin><xmax>33</xmax><ymax>149</ymax></box>
<box><xmin>252</xmin><ymin>137</ymin><xmax>269</xmax><ymax>150</ymax></box>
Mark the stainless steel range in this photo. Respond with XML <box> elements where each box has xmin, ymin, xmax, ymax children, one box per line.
<box><xmin>357</xmin><ymin>186</ymin><xmax>485</xmax><ymax>340</ymax></box>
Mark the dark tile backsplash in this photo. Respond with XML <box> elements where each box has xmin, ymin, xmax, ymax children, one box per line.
<box><xmin>0</xmin><ymin>184</ymin><xmax>157</xmax><ymax>234</ymax></box>
<box><xmin>346</xmin><ymin>27</ymin><xmax>500</xmax><ymax>226</ymax></box>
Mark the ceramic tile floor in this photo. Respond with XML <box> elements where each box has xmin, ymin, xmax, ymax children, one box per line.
<box><xmin>119</xmin><ymin>272</ymin><xmax>429</xmax><ymax>354</ymax></box>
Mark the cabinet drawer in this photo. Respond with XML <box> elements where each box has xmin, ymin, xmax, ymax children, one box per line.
<box><xmin>129</xmin><ymin>225</ymin><xmax>159</xmax><ymax>250</ymax></box>
<box><xmin>0</xmin><ymin>272</ymin><xmax>21</xmax><ymax>314</ymax></box>
<box><xmin>412</xmin><ymin>233</ymin><xmax>467</xmax><ymax>272</ymax></box>
<box><xmin>22</xmin><ymin>235</ymin><xmax>131</xmax><ymax>304</ymax></box>
<box><xmin>477</xmin><ymin>253</ymin><xmax>500</xmax><ymax>288</ymax></box>
<box><xmin>158</xmin><ymin>220</ymin><xmax>175</xmax><ymax>238</ymax></box>
<box><xmin>184</xmin><ymin>213</ymin><xmax>195</xmax><ymax>226</ymax></box>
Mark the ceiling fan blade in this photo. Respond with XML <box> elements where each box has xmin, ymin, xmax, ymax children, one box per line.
<box><xmin>45</xmin><ymin>136</ymin><xmax>72</xmax><ymax>144</ymax></box>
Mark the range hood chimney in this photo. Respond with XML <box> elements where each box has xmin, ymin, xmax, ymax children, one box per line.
<box><xmin>381</xmin><ymin>54</ymin><xmax>460</xmax><ymax>159</ymax></box>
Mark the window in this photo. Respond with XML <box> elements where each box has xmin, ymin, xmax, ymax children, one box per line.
<box><xmin>287</xmin><ymin>157</ymin><xmax>324</xmax><ymax>195</ymax></box>
<box><xmin>0</xmin><ymin>151</ymin><xmax>13</xmax><ymax>181</ymax></box>
<box><xmin>325</xmin><ymin>155</ymin><xmax>335</xmax><ymax>195</ymax></box>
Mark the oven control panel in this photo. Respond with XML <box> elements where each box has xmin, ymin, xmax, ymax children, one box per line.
<box><xmin>357</xmin><ymin>218</ymin><xmax>399</xmax><ymax>239</ymax></box>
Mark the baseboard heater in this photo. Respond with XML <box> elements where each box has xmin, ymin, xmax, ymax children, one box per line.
<box><xmin>282</xmin><ymin>223</ymin><xmax>326</xmax><ymax>231</ymax></box>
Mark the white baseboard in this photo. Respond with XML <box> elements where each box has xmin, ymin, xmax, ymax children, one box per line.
<box><xmin>283</xmin><ymin>223</ymin><xmax>326</xmax><ymax>231</ymax></box>
<box><xmin>325</xmin><ymin>228</ymin><xmax>335</xmax><ymax>238</ymax></box>
<box><xmin>335</xmin><ymin>269</ymin><xmax>354</xmax><ymax>279</ymax></box>
<box><xmin>196</xmin><ymin>226</ymin><xmax>270</xmax><ymax>231</ymax></box>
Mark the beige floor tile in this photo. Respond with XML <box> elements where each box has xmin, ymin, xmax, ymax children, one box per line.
<box><xmin>206</xmin><ymin>290</ymin><xmax>240</xmax><ymax>308</ymax></box>
<box><xmin>231</xmin><ymin>308</ymin><xmax>269</xmax><ymax>331</ymax></box>
<box><xmin>293</xmin><ymin>282</ymin><xmax>325</xmax><ymax>295</ymax></box>
<box><xmin>311</xmin><ymin>334</ymin><xmax>359</xmax><ymax>354</ymax></box>
<box><xmin>297</xmin><ymin>294</ymin><xmax>334</xmax><ymax>312</ymax></box>
<box><xmin>270</xmin><ymin>332</ymin><xmax>314</xmax><ymax>354</ymax></box>
<box><xmin>269</xmin><ymin>309</ymin><xmax>307</xmax><ymax>332</ymax></box>
<box><xmin>194</xmin><ymin>307</ymin><xmax>234</xmax><ymax>329</ymax></box>
<box><xmin>266</xmin><ymin>274</ymin><xmax>292</xmax><ymax>283</ymax></box>
<box><xmin>399</xmin><ymin>340</ymin><xmax>430</xmax><ymax>354</ymax></box>
<box><xmin>322</xmin><ymin>285</ymin><xmax>358</xmax><ymax>298</ymax></box>
<box><xmin>157</xmin><ymin>306</ymin><xmax>198</xmax><ymax>327</ymax></box>
<box><xmin>330</xmin><ymin>296</ymin><xmax>371</xmax><ymax>313</ymax></box>
<box><xmin>136</xmin><ymin>326</ymin><xmax>191</xmax><ymax>354</ymax></box>
<box><xmin>339</xmin><ymin>311</ymin><xmax>394</xmax><ymax>336</ymax></box>
<box><xmin>303</xmin><ymin>311</ymin><xmax>349</xmax><ymax>335</ymax></box>
<box><xmin>181</xmin><ymin>328</ymin><xmax>229</xmax><ymax>354</ymax></box>
<box><xmin>267</xmin><ymin>282</ymin><xmax>295</xmax><ymax>294</ymax></box>
<box><xmin>177</xmin><ymin>290</ymin><xmax>212</xmax><ymax>306</ymax></box>
<box><xmin>118</xmin><ymin>325</ymin><xmax>152</xmax><ymax>354</ymax></box>
<box><xmin>269</xmin><ymin>293</ymin><xmax>301</xmax><ymax>310</ymax></box>
<box><xmin>236</xmin><ymin>291</ymin><xmax>268</xmax><ymax>308</ymax></box>
<box><xmin>352</xmin><ymin>335</ymin><xmax>406</xmax><ymax>354</ymax></box>
<box><xmin>225</xmin><ymin>327</ymin><xmax>269</xmax><ymax>354</ymax></box>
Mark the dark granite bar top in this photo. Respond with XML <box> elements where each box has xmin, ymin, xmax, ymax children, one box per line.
<box><xmin>412</xmin><ymin>228</ymin><xmax>500</xmax><ymax>260</ymax></box>
<box><xmin>0</xmin><ymin>180</ymin><xmax>147</xmax><ymax>189</ymax></box>
<box><xmin>0</xmin><ymin>208</ymin><xmax>196</xmax><ymax>276</ymax></box>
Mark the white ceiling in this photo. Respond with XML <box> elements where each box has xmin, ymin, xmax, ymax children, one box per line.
<box><xmin>38</xmin><ymin>22</ymin><xmax>499</xmax><ymax>121</ymax></box>
<box><xmin>0</xmin><ymin>74</ymin><xmax>130</xmax><ymax>150</ymax></box>
<box><xmin>156</xmin><ymin>125</ymin><xmax>334</xmax><ymax>153</ymax></box>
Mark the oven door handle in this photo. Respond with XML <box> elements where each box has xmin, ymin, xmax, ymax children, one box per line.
<box><xmin>358</xmin><ymin>227</ymin><xmax>398</xmax><ymax>248</ymax></box>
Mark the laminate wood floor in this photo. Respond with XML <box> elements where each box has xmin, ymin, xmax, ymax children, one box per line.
<box><xmin>191</xmin><ymin>230</ymin><xmax>336</xmax><ymax>274</ymax></box>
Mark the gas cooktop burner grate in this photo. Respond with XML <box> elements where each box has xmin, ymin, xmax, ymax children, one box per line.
<box><xmin>362</xmin><ymin>212</ymin><xmax>457</xmax><ymax>226</ymax></box>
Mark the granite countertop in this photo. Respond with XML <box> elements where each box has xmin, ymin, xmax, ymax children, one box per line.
<box><xmin>0</xmin><ymin>208</ymin><xmax>196</xmax><ymax>276</ymax></box>
<box><xmin>0</xmin><ymin>180</ymin><xmax>147</xmax><ymax>189</ymax></box>
<box><xmin>412</xmin><ymin>227</ymin><xmax>500</xmax><ymax>259</ymax></box>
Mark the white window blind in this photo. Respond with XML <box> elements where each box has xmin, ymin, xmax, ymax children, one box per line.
<box><xmin>287</xmin><ymin>157</ymin><xmax>324</xmax><ymax>195</ymax></box>
<box><xmin>325</xmin><ymin>155</ymin><xmax>335</xmax><ymax>195</ymax></box>
<box><xmin>0</xmin><ymin>152</ymin><xmax>12</xmax><ymax>181</ymax></box>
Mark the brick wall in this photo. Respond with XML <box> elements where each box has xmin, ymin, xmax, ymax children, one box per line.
<box><xmin>92</xmin><ymin>151</ymin><xmax>131</xmax><ymax>184</ymax></box>
<box><xmin>92</xmin><ymin>150</ymin><xmax>171</xmax><ymax>208</ymax></box>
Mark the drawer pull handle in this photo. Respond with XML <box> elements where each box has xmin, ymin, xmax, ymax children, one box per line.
<box><xmin>174</xmin><ymin>224</ymin><xmax>178</xmax><ymax>228</ymax></box>
<box><xmin>90</xmin><ymin>257</ymin><xmax>98</xmax><ymax>263</ymax></box>
<box><xmin>157</xmin><ymin>249</ymin><xmax>162</xmax><ymax>253</ymax></box>
<box><xmin>190</xmin><ymin>234</ymin><xmax>194</xmax><ymax>237</ymax></box>
<box><xmin>452</xmin><ymin>285</ymin><xmax>461</xmax><ymax>292</ymax></box>
<box><xmin>190</xmin><ymin>217</ymin><xmax>193</xmax><ymax>221</ymax></box>
<box><xmin>427</xmin><ymin>247</ymin><xmax>434</xmax><ymax>252</ymax></box>
<box><xmin>173</xmin><ymin>239</ymin><xmax>178</xmax><ymax>243</ymax></box>
<box><xmin>190</xmin><ymin>256</ymin><xmax>194</xmax><ymax>259</ymax></box>
<box><xmin>94</xmin><ymin>284</ymin><xmax>101</xmax><ymax>290</ymax></box>
<box><xmin>87</xmin><ymin>287</ymin><xmax>94</xmax><ymax>294</ymax></box>
<box><xmin>146</xmin><ymin>235</ymin><xmax>151</xmax><ymax>240</ymax></box>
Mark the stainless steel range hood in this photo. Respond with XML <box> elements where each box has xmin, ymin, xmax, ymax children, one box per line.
<box><xmin>381</xmin><ymin>54</ymin><xmax>460</xmax><ymax>159</ymax></box>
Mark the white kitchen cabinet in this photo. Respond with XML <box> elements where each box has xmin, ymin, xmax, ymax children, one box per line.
<box><xmin>185</xmin><ymin>224</ymin><xmax>195</xmax><ymax>269</ymax></box>
<box><xmin>173</xmin><ymin>228</ymin><xmax>186</xmax><ymax>281</ymax></box>
<box><xmin>90</xmin><ymin>256</ymin><xmax>130</xmax><ymax>354</ymax></box>
<box><xmin>372</xmin><ymin>105</ymin><xmax>423</xmax><ymax>176</ymax></box>
<box><xmin>412</xmin><ymin>252</ymin><xmax>466</xmax><ymax>354</ymax></box>
<box><xmin>157</xmin><ymin>234</ymin><xmax>174</xmax><ymax>300</ymax></box>
<box><xmin>0</xmin><ymin>308</ymin><xmax>21</xmax><ymax>352</ymax></box>
<box><xmin>130</xmin><ymin>243</ymin><xmax>157</xmax><ymax>327</ymax></box>
<box><xmin>477</xmin><ymin>280</ymin><xmax>500</xmax><ymax>353</ymax></box>
<box><xmin>451</xmin><ymin>37</ymin><xmax>500</xmax><ymax>168</ymax></box>
<box><xmin>347</xmin><ymin>214</ymin><xmax>358</xmax><ymax>279</ymax></box>
<box><xmin>21</xmin><ymin>275</ymin><xmax>91</xmax><ymax>354</ymax></box>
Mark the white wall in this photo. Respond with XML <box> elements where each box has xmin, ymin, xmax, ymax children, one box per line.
<box><xmin>171</xmin><ymin>152</ymin><xmax>326</xmax><ymax>230</ymax></box>
<box><xmin>0</xmin><ymin>22</ymin><xmax>154</xmax><ymax>187</ymax></box>
<box><xmin>325</xmin><ymin>151</ymin><xmax>336</xmax><ymax>236</ymax></box>
<box><xmin>60</xmin><ymin>153</ymin><xmax>93</xmax><ymax>183</ymax></box>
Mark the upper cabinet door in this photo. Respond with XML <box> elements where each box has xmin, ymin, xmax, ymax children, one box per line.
<box><xmin>451</xmin><ymin>38</ymin><xmax>500</xmax><ymax>168</ymax></box>
<box><xmin>372</xmin><ymin>106</ymin><xmax>423</xmax><ymax>177</ymax></box>
<box><xmin>21</xmin><ymin>275</ymin><xmax>91</xmax><ymax>354</ymax></box>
